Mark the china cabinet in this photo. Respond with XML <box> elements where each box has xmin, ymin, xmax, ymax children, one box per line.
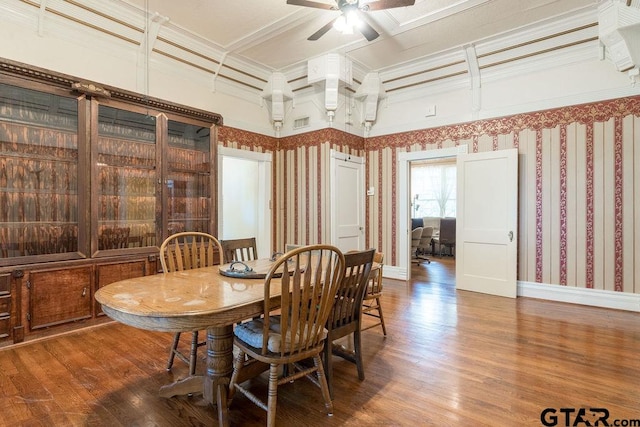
<box><xmin>0</xmin><ymin>58</ymin><xmax>222</xmax><ymax>347</ymax></box>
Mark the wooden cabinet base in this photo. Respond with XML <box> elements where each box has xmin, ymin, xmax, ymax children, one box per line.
<box><xmin>0</xmin><ymin>255</ymin><xmax>155</xmax><ymax>349</ymax></box>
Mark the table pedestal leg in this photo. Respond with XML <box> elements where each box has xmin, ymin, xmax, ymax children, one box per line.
<box><xmin>204</xmin><ymin>325</ymin><xmax>234</xmax><ymax>427</ymax></box>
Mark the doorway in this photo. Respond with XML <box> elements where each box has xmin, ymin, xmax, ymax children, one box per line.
<box><xmin>410</xmin><ymin>157</ymin><xmax>457</xmax><ymax>274</ymax></box>
<box><xmin>398</xmin><ymin>146</ymin><xmax>467</xmax><ymax>280</ymax></box>
<box><xmin>218</xmin><ymin>146</ymin><xmax>272</xmax><ymax>258</ymax></box>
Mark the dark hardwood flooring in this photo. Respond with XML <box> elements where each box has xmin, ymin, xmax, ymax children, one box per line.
<box><xmin>1</xmin><ymin>257</ymin><xmax>640</xmax><ymax>426</ymax></box>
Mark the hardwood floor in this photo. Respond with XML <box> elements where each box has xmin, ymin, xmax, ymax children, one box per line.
<box><xmin>2</xmin><ymin>257</ymin><xmax>640</xmax><ymax>426</ymax></box>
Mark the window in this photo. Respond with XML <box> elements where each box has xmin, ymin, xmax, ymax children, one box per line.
<box><xmin>410</xmin><ymin>160</ymin><xmax>456</xmax><ymax>218</ymax></box>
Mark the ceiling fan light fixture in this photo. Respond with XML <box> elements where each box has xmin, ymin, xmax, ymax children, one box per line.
<box><xmin>333</xmin><ymin>10</ymin><xmax>360</xmax><ymax>35</ymax></box>
<box><xmin>346</xmin><ymin>10</ymin><xmax>361</xmax><ymax>29</ymax></box>
<box><xmin>291</xmin><ymin>0</ymin><xmax>418</xmax><ymax>41</ymax></box>
<box><xmin>333</xmin><ymin>14</ymin><xmax>347</xmax><ymax>32</ymax></box>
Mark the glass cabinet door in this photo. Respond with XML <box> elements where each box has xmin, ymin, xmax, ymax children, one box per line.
<box><xmin>96</xmin><ymin>105</ymin><xmax>157</xmax><ymax>251</ymax></box>
<box><xmin>166</xmin><ymin>120</ymin><xmax>211</xmax><ymax>234</ymax></box>
<box><xmin>0</xmin><ymin>83</ymin><xmax>79</xmax><ymax>262</ymax></box>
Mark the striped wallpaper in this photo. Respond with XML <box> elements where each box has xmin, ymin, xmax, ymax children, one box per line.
<box><xmin>219</xmin><ymin>95</ymin><xmax>640</xmax><ymax>295</ymax></box>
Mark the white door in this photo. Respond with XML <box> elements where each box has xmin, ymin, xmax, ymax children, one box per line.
<box><xmin>218</xmin><ymin>147</ymin><xmax>272</xmax><ymax>259</ymax></box>
<box><xmin>330</xmin><ymin>150</ymin><xmax>365</xmax><ymax>252</ymax></box>
<box><xmin>456</xmin><ymin>148</ymin><xmax>518</xmax><ymax>298</ymax></box>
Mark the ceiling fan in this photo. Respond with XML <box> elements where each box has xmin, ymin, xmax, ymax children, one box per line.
<box><xmin>287</xmin><ymin>0</ymin><xmax>416</xmax><ymax>41</ymax></box>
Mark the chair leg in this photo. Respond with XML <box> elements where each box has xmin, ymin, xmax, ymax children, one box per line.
<box><xmin>323</xmin><ymin>339</ymin><xmax>334</xmax><ymax>399</ymax></box>
<box><xmin>227</xmin><ymin>349</ymin><xmax>245</xmax><ymax>404</ymax></box>
<box><xmin>377</xmin><ymin>297</ymin><xmax>388</xmax><ymax>336</ymax></box>
<box><xmin>313</xmin><ymin>354</ymin><xmax>334</xmax><ymax>416</ymax></box>
<box><xmin>353</xmin><ymin>330</ymin><xmax>365</xmax><ymax>381</ymax></box>
<box><xmin>166</xmin><ymin>332</ymin><xmax>181</xmax><ymax>371</ymax></box>
<box><xmin>189</xmin><ymin>331</ymin><xmax>199</xmax><ymax>375</ymax></box>
<box><xmin>266</xmin><ymin>363</ymin><xmax>279</xmax><ymax>427</ymax></box>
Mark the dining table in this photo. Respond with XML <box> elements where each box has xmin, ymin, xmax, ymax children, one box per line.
<box><xmin>94</xmin><ymin>258</ymin><xmax>283</xmax><ymax>427</ymax></box>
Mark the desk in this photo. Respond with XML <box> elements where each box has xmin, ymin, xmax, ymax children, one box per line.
<box><xmin>94</xmin><ymin>260</ymin><xmax>280</xmax><ymax>427</ymax></box>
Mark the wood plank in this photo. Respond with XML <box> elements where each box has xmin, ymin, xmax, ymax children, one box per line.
<box><xmin>0</xmin><ymin>258</ymin><xmax>639</xmax><ymax>426</ymax></box>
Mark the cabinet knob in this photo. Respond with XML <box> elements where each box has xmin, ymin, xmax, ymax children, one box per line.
<box><xmin>82</xmin><ymin>287</ymin><xmax>87</xmax><ymax>297</ymax></box>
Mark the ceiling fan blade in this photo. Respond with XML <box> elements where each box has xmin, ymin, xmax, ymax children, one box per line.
<box><xmin>308</xmin><ymin>18</ymin><xmax>338</xmax><ymax>41</ymax></box>
<box><xmin>287</xmin><ymin>0</ymin><xmax>337</xmax><ymax>10</ymax></box>
<box><xmin>362</xmin><ymin>0</ymin><xmax>415</xmax><ymax>11</ymax></box>
<box><xmin>359</xmin><ymin>20</ymin><xmax>380</xmax><ymax>41</ymax></box>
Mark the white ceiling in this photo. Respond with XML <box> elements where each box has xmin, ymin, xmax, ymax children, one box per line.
<box><xmin>125</xmin><ymin>0</ymin><xmax>597</xmax><ymax>73</ymax></box>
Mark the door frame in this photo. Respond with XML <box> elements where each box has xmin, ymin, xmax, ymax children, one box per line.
<box><xmin>398</xmin><ymin>145</ymin><xmax>468</xmax><ymax>280</ymax></box>
<box><xmin>218</xmin><ymin>146</ymin><xmax>272</xmax><ymax>259</ymax></box>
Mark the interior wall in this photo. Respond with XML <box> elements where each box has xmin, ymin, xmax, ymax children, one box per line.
<box><xmin>273</xmin><ymin>129</ymin><xmax>364</xmax><ymax>253</ymax></box>
<box><xmin>368</xmin><ymin>57</ymin><xmax>637</xmax><ymax>139</ymax></box>
<box><xmin>216</xmin><ymin>95</ymin><xmax>640</xmax><ymax>297</ymax></box>
<box><xmin>366</xmin><ymin>96</ymin><xmax>640</xmax><ymax>294</ymax></box>
<box><xmin>217</xmin><ymin>126</ymin><xmax>364</xmax><ymax>254</ymax></box>
<box><xmin>3</xmin><ymin>0</ymin><xmax>640</xmax><ymax>296</ymax></box>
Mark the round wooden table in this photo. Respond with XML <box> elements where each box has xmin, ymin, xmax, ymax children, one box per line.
<box><xmin>95</xmin><ymin>260</ymin><xmax>281</xmax><ymax>427</ymax></box>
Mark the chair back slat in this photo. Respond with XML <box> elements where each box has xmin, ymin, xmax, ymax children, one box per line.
<box><xmin>221</xmin><ymin>237</ymin><xmax>258</xmax><ymax>263</ymax></box>
<box><xmin>329</xmin><ymin>249</ymin><xmax>375</xmax><ymax>331</ymax></box>
<box><xmin>262</xmin><ymin>245</ymin><xmax>345</xmax><ymax>357</ymax></box>
<box><xmin>159</xmin><ymin>232</ymin><xmax>223</xmax><ymax>273</ymax></box>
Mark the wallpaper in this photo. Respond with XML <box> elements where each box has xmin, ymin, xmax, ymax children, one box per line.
<box><xmin>218</xmin><ymin>96</ymin><xmax>640</xmax><ymax>294</ymax></box>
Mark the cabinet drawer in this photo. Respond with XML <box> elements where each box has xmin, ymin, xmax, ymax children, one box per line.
<box><xmin>29</xmin><ymin>266</ymin><xmax>92</xmax><ymax>330</ymax></box>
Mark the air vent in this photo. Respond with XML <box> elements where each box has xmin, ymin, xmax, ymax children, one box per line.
<box><xmin>293</xmin><ymin>117</ymin><xmax>310</xmax><ymax>129</ymax></box>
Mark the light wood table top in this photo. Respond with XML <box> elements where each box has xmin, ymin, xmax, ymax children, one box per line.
<box><xmin>95</xmin><ymin>262</ymin><xmax>282</xmax><ymax>332</ymax></box>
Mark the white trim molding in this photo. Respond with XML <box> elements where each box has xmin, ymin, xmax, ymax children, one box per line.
<box><xmin>518</xmin><ymin>281</ymin><xmax>640</xmax><ymax>313</ymax></box>
<box><xmin>377</xmin><ymin>276</ymin><xmax>640</xmax><ymax>313</ymax></box>
<box><xmin>382</xmin><ymin>265</ymin><xmax>407</xmax><ymax>281</ymax></box>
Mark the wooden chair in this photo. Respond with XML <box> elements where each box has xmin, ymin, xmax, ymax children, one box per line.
<box><xmin>159</xmin><ymin>231</ymin><xmax>223</xmax><ymax>375</ymax></box>
<box><xmin>228</xmin><ymin>244</ymin><xmax>346</xmax><ymax>427</ymax></box>
<box><xmin>362</xmin><ymin>251</ymin><xmax>387</xmax><ymax>335</ymax></box>
<box><xmin>323</xmin><ymin>248</ymin><xmax>375</xmax><ymax>398</ymax></box>
<box><xmin>220</xmin><ymin>237</ymin><xmax>258</xmax><ymax>263</ymax></box>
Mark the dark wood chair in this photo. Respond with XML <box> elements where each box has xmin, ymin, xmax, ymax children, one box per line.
<box><xmin>362</xmin><ymin>251</ymin><xmax>387</xmax><ymax>336</ymax></box>
<box><xmin>159</xmin><ymin>231</ymin><xmax>223</xmax><ymax>375</ymax></box>
<box><xmin>228</xmin><ymin>244</ymin><xmax>346</xmax><ymax>427</ymax></box>
<box><xmin>220</xmin><ymin>237</ymin><xmax>258</xmax><ymax>263</ymax></box>
<box><xmin>323</xmin><ymin>248</ymin><xmax>375</xmax><ymax>398</ymax></box>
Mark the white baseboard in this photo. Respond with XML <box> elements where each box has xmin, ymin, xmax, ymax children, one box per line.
<box><xmin>383</xmin><ymin>267</ymin><xmax>640</xmax><ymax>313</ymax></box>
<box><xmin>518</xmin><ymin>281</ymin><xmax>640</xmax><ymax>312</ymax></box>
<box><xmin>384</xmin><ymin>265</ymin><xmax>407</xmax><ymax>281</ymax></box>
